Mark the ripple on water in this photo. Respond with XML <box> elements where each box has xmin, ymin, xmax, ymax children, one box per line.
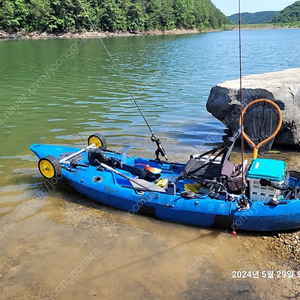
<box><xmin>47</xmin><ymin>118</ymin><xmax>67</xmax><ymax>122</ymax></box>
<box><xmin>1</xmin><ymin>31</ymin><xmax>300</xmax><ymax>299</ymax></box>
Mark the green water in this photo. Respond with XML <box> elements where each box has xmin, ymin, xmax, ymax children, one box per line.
<box><xmin>2</xmin><ymin>30</ymin><xmax>300</xmax><ymax>163</ymax></box>
<box><xmin>0</xmin><ymin>34</ymin><xmax>229</xmax><ymax>183</ymax></box>
<box><xmin>1</xmin><ymin>31</ymin><xmax>300</xmax><ymax>299</ymax></box>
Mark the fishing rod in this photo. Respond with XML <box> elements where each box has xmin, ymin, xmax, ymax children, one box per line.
<box><xmin>238</xmin><ymin>0</ymin><xmax>247</xmax><ymax>204</ymax></box>
<box><xmin>76</xmin><ymin>0</ymin><xmax>168</xmax><ymax>162</ymax></box>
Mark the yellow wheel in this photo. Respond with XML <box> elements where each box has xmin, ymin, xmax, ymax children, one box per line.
<box><xmin>38</xmin><ymin>155</ymin><xmax>62</xmax><ymax>179</ymax></box>
<box><xmin>88</xmin><ymin>133</ymin><xmax>107</xmax><ymax>150</ymax></box>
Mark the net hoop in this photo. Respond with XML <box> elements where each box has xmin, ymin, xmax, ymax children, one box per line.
<box><xmin>239</xmin><ymin>99</ymin><xmax>283</xmax><ymax>159</ymax></box>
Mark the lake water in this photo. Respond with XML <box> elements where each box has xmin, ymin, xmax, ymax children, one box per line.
<box><xmin>1</xmin><ymin>29</ymin><xmax>300</xmax><ymax>299</ymax></box>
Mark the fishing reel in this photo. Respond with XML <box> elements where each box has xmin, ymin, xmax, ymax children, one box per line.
<box><xmin>151</xmin><ymin>134</ymin><xmax>168</xmax><ymax>162</ymax></box>
<box><xmin>237</xmin><ymin>196</ymin><xmax>250</xmax><ymax>211</ymax></box>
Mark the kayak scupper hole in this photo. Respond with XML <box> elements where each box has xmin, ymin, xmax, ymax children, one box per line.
<box><xmin>93</xmin><ymin>176</ymin><xmax>103</xmax><ymax>183</ymax></box>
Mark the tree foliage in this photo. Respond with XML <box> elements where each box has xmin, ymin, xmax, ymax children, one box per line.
<box><xmin>0</xmin><ymin>0</ymin><xmax>233</xmax><ymax>33</ymax></box>
<box><xmin>229</xmin><ymin>11</ymin><xmax>278</xmax><ymax>25</ymax></box>
<box><xmin>271</xmin><ymin>1</ymin><xmax>300</xmax><ymax>23</ymax></box>
<box><xmin>228</xmin><ymin>2</ymin><xmax>300</xmax><ymax>25</ymax></box>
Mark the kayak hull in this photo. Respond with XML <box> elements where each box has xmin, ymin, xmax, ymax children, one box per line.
<box><xmin>30</xmin><ymin>143</ymin><xmax>300</xmax><ymax>232</ymax></box>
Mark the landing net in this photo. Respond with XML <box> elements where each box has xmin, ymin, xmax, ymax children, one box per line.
<box><xmin>242</xmin><ymin>100</ymin><xmax>281</xmax><ymax>155</ymax></box>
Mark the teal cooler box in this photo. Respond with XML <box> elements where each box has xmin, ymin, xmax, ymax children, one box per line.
<box><xmin>246</xmin><ymin>158</ymin><xmax>286</xmax><ymax>201</ymax></box>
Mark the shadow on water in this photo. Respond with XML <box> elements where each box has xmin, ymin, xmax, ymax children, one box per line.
<box><xmin>173</xmin><ymin>120</ymin><xmax>226</xmax><ymax>150</ymax></box>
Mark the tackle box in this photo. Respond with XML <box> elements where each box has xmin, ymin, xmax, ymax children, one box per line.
<box><xmin>246</xmin><ymin>158</ymin><xmax>286</xmax><ymax>201</ymax></box>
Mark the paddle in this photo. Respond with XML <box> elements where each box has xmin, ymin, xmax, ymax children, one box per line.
<box><xmin>98</xmin><ymin>161</ymin><xmax>166</xmax><ymax>193</ymax></box>
<box><xmin>134</xmin><ymin>163</ymin><xmax>162</xmax><ymax>174</ymax></box>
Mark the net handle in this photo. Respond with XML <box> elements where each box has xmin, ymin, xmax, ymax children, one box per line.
<box><xmin>239</xmin><ymin>99</ymin><xmax>283</xmax><ymax>159</ymax></box>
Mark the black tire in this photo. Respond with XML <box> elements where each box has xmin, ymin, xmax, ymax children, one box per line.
<box><xmin>88</xmin><ymin>133</ymin><xmax>108</xmax><ymax>150</ymax></box>
<box><xmin>38</xmin><ymin>155</ymin><xmax>62</xmax><ymax>179</ymax></box>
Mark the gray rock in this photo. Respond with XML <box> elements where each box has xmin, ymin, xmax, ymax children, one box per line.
<box><xmin>206</xmin><ymin>68</ymin><xmax>300</xmax><ymax>146</ymax></box>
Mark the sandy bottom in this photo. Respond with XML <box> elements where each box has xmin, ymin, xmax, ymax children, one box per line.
<box><xmin>1</xmin><ymin>148</ymin><xmax>300</xmax><ymax>299</ymax></box>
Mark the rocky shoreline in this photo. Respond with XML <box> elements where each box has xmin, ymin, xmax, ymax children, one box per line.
<box><xmin>1</xmin><ymin>25</ymin><xmax>299</xmax><ymax>41</ymax></box>
<box><xmin>233</xmin><ymin>24</ymin><xmax>300</xmax><ymax>31</ymax></box>
<box><xmin>229</xmin><ymin>149</ymin><xmax>300</xmax><ymax>270</ymax></box>
<box><xmin>206</xmin><ymin>68</ymin><xmax>300</xmax><ymax>147</ymax></box>
<box><xmin>266</xmin><ymin>231</ymin><xmax>300</xmax><ymax>270</ymax></box>
<box><xmin>0</xmin><ymin>28</ymin><xmax>221</xmax><ymax>40</ymax></box>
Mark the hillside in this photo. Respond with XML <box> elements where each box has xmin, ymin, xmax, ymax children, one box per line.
<box><xmin>0</xmin><ymin>0</ymin><xmax>233</xmax><ymax>33</ymax></box>
<box><xmin>229</xmin><ymin>11</ymin><xmax>278</xmax><ymax>24</ymax></box>
<box><xmin>271</xmin><ymin>1</ymin><xmax>300</xmax><ymax>23</ymax></box>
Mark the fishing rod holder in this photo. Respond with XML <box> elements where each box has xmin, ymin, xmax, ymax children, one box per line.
<box><xmin>237</xmin><ymin>197</ymin><xmax>250</xmax><ymax>211</ymax></box>
<box><xmin>151</xmin><ymin>135</ymin><xmax>168</xmax><ymax>162</ymax></box>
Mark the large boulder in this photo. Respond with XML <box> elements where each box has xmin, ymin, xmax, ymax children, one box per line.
<box><xmin>206</xmin><ymin>68</ymin><xmax>300</xmax><ymax>146</ymax></box>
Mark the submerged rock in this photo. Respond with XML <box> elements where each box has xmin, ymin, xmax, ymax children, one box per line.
<box><xmin>206</xmin><ymin>68</ymin><xmax>300</xmax><ymax>146</ymax></box>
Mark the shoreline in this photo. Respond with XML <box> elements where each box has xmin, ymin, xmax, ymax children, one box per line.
<box><xmin>1</xmin><ymin>25</ymin><xmax>299</xmax><ymax>41</ymax></box>
<box><xmin>0</xmin><ymin>28</ymin><xmax>222</xmax><ymax>41</ymax></box>
<box><xmin>231</xmin><ymin>24</ymin><xmax>300</xmax><ymax>31</ymax></box>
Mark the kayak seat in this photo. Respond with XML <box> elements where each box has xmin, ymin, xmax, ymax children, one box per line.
<box><xmin>226</xmin><ymin>160</ymin><xmax>248</xmax><ymax>193</ymax></box>
<box><xmin>289</xmin><ymin>170</ymin><xmax>300</xmax><ymax>181</ymax></box>
<box><xmin>88</xmin><ymin>148</ymin><xmax>160</xmax><ymax>182</ymax></box>
<box><xmin>178</xmin><ymin>156</ymin><xmax>235</xmax><ymax>182</ymax></box>
<box><xmin>177</xmin><ymin>129</ymin><xmax>241</xmax><ymax>189</ymax></box>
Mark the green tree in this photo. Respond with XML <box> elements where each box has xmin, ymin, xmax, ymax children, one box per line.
<box><xmin>271</xmin><ymin>1</ymin><xmax>300</xmax><ymax>23</ymax></box>
<box><xmin>98</xmin><ymin>0</ymin><xmax>126</xmax><ymax>31</ymax></box>
<box><xmin>48</xmin><ymin>0</ymin><xmax>80</xmax><ymax>32</ymax></box>
<box><xmin>194</xmin><ymin>0</ymin><xmax>209</xmax><ymax>29</ymax></box>
<box><xmin>173</xmin><ymin>0</ymin><xmax>186</xmax><ymax>28</ymax></box>
<box><xmin>0</xmin><ymin>0</ymin><xmax>234</xmax><ymax>33</ymax></box>
<box><xmin>28</xmin><ymin>0</ymin><xmax>52</xmax><ymax>31</ymax></box>
<box><xmin>0</xmin><ymin>0</ymin><xmax>30</xmax><ymax>31</ymax></box>
<box><xmin>159</xmin><ymin>0</ymin><xmax>175</xmax><ymax>29</ymax></box>
<box><xmin>125</xmin><ymin>0</ymin><xmax>146</xmax><ymax>31</ymax></box>
<box><xmin>144</xmin><ymin>0</ymin><xmax>162</xmax><ymax>29</ymax></box>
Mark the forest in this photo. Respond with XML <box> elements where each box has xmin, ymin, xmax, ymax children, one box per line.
<box><xmin>0</xmin><ymin>0</ymin><xmax>233</xmax><ymax>33</ymax></box>
<box><xmin>229</xmin><ymin>11</ymin><xmax>278</xmax><ymax>25</ymax></box>
<box><xmin>229</xmin><ymin>1</ymin><xmax>300</xmax><ymax>26</ymax></box>
<box><xmin>271</xmin><ymin>1</ymin><xmax>300</xmax><ymax>23</ymax></box>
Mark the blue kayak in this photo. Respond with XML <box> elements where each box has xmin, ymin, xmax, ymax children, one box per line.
<box><xmin>30</xmin><ymin>132</ymin><xmax>300</xmax><ymax>232</ymax></box>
